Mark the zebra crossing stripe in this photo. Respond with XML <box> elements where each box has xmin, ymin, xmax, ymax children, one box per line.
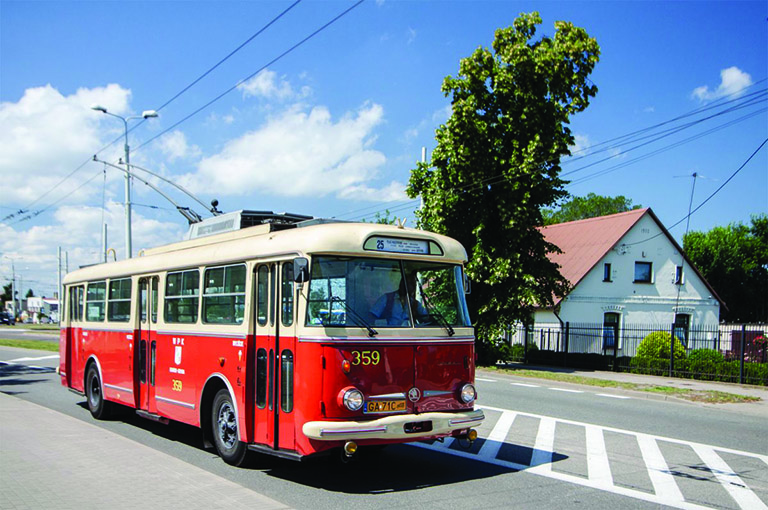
<box><xmin>692</xmin><ymin>444</ymin><xmax>768</xmax><ymax>510</ymax></box>
<box><xmin>585</xmin><ymin>425</ymin><xmax>613</xmax><ymax>489</ymax></box>
<box><xmin>478</xmin><ymin>411</ymin><xmax>516</xmax><ymax>460</ymax></box>
<box><xmin>528</xmin><ymin>416</ymin><xmax>556</xmax><ymax>474</ymax></box>
<box><xmin>637</xmin><ymin>433</ymin><xmax>686</xmax><ymax>503</ymax></box>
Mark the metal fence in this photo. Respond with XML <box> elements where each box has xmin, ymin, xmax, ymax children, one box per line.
<box><xmin>503</xmin><ymin>322</ymin><xmax>767</xmax><ymax>386</ymax></box>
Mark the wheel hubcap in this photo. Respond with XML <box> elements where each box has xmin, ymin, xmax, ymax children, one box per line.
<box><xmin>217</xmin><ymin>402</ymin><xmax>237</xmax><ymax>449</ymax></box>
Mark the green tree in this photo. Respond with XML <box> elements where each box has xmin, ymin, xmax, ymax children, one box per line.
<box><xmin>0</xmin><ymin>282</ymin><xmax>11</xmax><ymax>307</ymax></box>
<box><xmin>684</xmin><ymin>215</ymin><xmax>768</xmax><ymax>322</ymax></box>
<box><xmin>25</xmin><ymin>288</ymin><xmax>35</xmax><ymax>299</ymax></box>
<box><xmin>542</xmin><ymin>193</ymin><xmax>640</xmax><ymax>225</ymax></box>
<box><xmin>407</xmin><ymin>12</ymin><xmax>600</xmax><ymax>362</ymax></box>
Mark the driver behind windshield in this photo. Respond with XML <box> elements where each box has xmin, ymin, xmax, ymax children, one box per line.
<box><xmin>369</xmin><ymin>273</ymin><xmax>428</xmax><ymax>326</ymax></box>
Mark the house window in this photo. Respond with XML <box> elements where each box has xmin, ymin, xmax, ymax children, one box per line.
<box><xmin>674</xmin><ymin>265</ymin><xmax>684</xmax><ymax>285</ymax></box>
<box><xmin>603</xmin><ymin>263</ymin><xmax>612</xmax><ymax>282</ymax></box>
<box><xmin>634</xmin><ymin>262</ymin><xmax>652</xmax><ymax>283</ymax></box>
<box><xmin>603</xmin><ymin>312</ymin><xmax>620</xmax><ymax>349</ymax></box>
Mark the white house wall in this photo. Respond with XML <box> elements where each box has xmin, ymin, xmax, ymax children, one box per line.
<box><xmin>545</xmin><ymin>213</ymin><xmax>720</xmax><ymax>327</ymax></box>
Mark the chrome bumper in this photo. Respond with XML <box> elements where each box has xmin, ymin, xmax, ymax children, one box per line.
<box><xmin>303</xmin><ymin>409</ymin><xmax>485</xmax><ymax>441</ymax></box>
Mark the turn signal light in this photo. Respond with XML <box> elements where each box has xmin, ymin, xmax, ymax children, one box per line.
<box><xmin>341</xmin><ymin>359</ymin><xmax>351</xmax><ymax>374</ymax></box>
<box><xmin>467</xmin><ymin>429</ymin><xmax>478</xmax><ymax>442</ymax></box>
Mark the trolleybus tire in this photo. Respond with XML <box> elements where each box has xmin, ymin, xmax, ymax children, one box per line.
<box><xmin>212</xmin><ymin>389</ymin><xmax>248</xmax><ymax>466</ymax></box>
<box><xmin>86</xmin><ymin>364</ymin><xmax>112</xmax><ymax>420</ymax></box>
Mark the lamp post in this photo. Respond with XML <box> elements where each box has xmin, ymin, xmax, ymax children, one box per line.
<box><xmin>91</xmin><ymin>105</ymin><xmax>158</xmax><ymax>259</ymax></box>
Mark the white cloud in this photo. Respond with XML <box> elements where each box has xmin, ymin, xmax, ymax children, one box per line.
<box><xmin>569</xmin><ymin>134</ymin><xmax>592</xmax><ymax>155</ymax></box>
<box><xmin>0</xmin><ymin>84</ymin><xmax>132</xmax><ymax>205</ymax></box>
<box><xmin>337</xmin><ymin>180</ymin><xmax>408</xmax><ymax>202</ymax></box>
<box><xmin>0</xmin><ymin>202</ymin><xmax>183</xmax><ymax>295</ymax></box>
<box><xmin>238</xmin><ymin>69</ymin><xmax>295</xmax><ymax>100</ymax></box>
<box><xmin>156</xmin><ymin>130</ymin><xmax>201</xmax><ymax>162</ymax></box>
<box><xmin>179</xmin><ymin>102</ymin><xmax>387</xmax><ymax>198</ymax></box>
<box><xmin>692</xmin><ymin>66</ymin><xmax>753</xmax><ymax>101</ymax></box>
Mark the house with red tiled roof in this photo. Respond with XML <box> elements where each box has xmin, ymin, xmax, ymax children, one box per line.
<box><xmin>536</xmin><ymin>208</ymin><xmax>722</xmax><ymax>348</ymax></box>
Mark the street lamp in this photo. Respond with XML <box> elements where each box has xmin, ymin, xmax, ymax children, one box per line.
<box><xmin>91</xmin><ymin>104</ymin><xmax>158</xmax><ymax>259</ymax></box>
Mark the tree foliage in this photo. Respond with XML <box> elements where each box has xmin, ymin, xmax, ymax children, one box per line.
<box><xmin>407</xmin><ymin>12</ymin><xmax>600</xmax><ymax>357</ymax></box>
<box><xmin>683</xmin><ymin>215</ymin><xmax>768</xmax><ymax>322</ymax></box>
<box><xmin>543</xmin><ymin>193</ymin><xmax>640</xmax><ymax>225</ymax></box>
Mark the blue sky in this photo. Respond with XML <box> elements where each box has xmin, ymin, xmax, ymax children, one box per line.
<box><xmin>1</xmin><ymin>0</ymin><xmax>766</xmax><ymax>297</ymax></box>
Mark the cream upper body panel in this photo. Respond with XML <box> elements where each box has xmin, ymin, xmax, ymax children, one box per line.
<box><xmin>63</xmin><ymin>222</ymin><xmax>468</xmax><ymax>285</ymax></box>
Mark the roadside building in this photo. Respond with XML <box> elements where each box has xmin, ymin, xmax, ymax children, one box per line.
<box><xmin>534</xmin><ymin>208</ymin><xmax>723</xmax><ymax>352</ymax></box>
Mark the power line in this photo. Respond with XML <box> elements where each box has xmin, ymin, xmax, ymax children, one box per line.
<box><xmin>134</xmin><ymin>0</ymin><xmax>366</xmax><ymax>153</ymax></box>
<box><xmin>624</xmin><ymin>137</ymin><xmax>768</xmax><ymax>246</ymax></box>
<box><xmin>8</xmin><ymin>0</ymin><xmax>308</xmax><ymax>223</ymax></box>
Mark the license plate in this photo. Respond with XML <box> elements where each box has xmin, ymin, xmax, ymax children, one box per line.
<box><xmin>363</xmin><ymin>400</ymin><xmax>406</xmax><ymax>414</ymax></box>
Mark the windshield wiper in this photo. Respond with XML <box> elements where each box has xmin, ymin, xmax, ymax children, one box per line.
<box><xmin>330</xmin><ymin>296</ymin><xmax>378</xmax><ymax>337</ymax></box>
<box><xmin>417</xmin><ymin>293</ymin><xmax>455</xmax><ymax>337</ymax></box>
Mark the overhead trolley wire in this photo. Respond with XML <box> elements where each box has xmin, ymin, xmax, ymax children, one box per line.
<box><xmin>8</xmin><ymin>0</ymin><xmax>307</xmax><ymax>223</ymax></box>
<box><xmin>134</xmin><ymin>0</ymin><xmax>366</xmax><ymax>153</ymax></box>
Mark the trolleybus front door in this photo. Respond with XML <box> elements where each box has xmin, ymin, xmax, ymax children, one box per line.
<box><xmin>253</xmin><ymin>262</ymin><xmax>297</xmax><ymax>453</ymax></box>
<box><xmin>137</xmin><ymin>276</ymin><xmax>160</xmax><ymax>414</ymax></box>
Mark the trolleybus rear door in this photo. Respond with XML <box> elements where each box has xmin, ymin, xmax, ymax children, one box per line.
<box><xmin>137</xmin><ymin>276</ymin><xmax>160</xmax><ymax>413</ymax></box>
<box><xmin>253</xmin><ymin>261</ymin><xmax>297</xmax><ymax>453</ymax></box>
<box><xmin>253</xmin><ymin>264</ymin><xmax>276</xmax><ymax>448</ymax></box>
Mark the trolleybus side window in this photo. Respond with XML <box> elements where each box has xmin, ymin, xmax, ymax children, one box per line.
<box><xmin>203</xmin><ymin>264</ymin><xmax>246</xmax><ymax>324</ymax></box>
<box><xmin>108</xmin><ymin>278</ymin><xmax>132</xmax><ymax>322</ymax></box>
<box><xmin>165</xmin><ymin>269</ymin><xmax>200</xmax><ymax>324</ymax></box>
<box><xmin>86</xmin><ymin>281</ymin><xmax>106</xmax><ymax>322</ymax></box>
<box><xmin>281</xmin><ymin>263</ymin><xmax>294</xmax><ymax>327</ymax></box>
<box><xmin>256</xmin><ymin>266</ymin><xmax>268</xmax><ymax>327</ymax></box>
<box><xmin>69</xmin><ymin>285</ymin><xmax>84</xmax><ymax>322</ymax></box>
<box><xmin>269</xmin><ymin>265</ymin><xmax>277</xmax><ymax>326</ymax></box>
<box><xmin>256</xmin><ymin>348</ymin><xmax>268</xmax><ymax>409</ymax></box>
<box><xmin>281</xmin><ymin>349</ymin><xmax>294</xmax><ymax>413</ymax></box>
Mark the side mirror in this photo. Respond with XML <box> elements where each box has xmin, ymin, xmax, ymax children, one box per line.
<box><xmin>463</xmin><ymin>272</ymin><xmax>471</xmax><ymax>295</ymax></box>
<box><xmin>294</xmin><ymin>257</ymin><xmax>310</xmax><ymax>284</ymax></box>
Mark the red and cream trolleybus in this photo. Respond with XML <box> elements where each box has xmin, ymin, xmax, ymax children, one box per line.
<box><xmin>59</xmin><ymin>217</ymin><xmax>484</xmax><ymax>463</ymax></box>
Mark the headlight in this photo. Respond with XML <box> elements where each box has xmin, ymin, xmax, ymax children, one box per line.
<box><xmin>460</xmin><ymin>383</ymin><xmax>476</xmax><ymax>404</ymax></box>
<box><xmin>342</xmin><ymin>388</ymin><xmax>364</xmax><ymax>411</ymax></box>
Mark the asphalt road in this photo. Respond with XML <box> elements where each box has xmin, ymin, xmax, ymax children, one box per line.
<box><xmin>0</xmin><ymin>326</ymin><xmax>59</xmax><ymax>342</ymax></box>
<box><xmin>1</xmin><ymin>346</ymin><xmax>766</xmax><ymax>510</ymax></box>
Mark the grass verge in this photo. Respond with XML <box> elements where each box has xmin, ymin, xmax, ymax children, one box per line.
<box><xmin>486</xmin><ymin>366</ymin><xmax>760</xmax><ymax>404</ymax></box>
<box><xmin>0</xmin><ymin>338</ymin><xmax>59</xmax><ymax>352</ymax></box>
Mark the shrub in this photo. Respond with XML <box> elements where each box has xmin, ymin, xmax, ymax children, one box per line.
<box><xmin>687</xmin><ymin>348</ymin><xmax>724</xmax><ymax>364</ymax></box>
<box><xmin>636</xmin><ymin>331</ymin><xmax>686</xmax><ymax>361</ymax></box>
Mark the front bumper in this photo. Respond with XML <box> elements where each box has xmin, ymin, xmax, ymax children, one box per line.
<box><xmin>302</xmin><ymin>409</ymin><xmax>485</xmax><ymax>441</ymax></box>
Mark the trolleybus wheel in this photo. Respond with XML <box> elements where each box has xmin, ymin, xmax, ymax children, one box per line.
<box><xmin>212</xmin><ymin>389</ymin><xmax>248</xmax><ymax>466</ymax></box>
<box><xmin>86</xmin><ymin>364</ymin><xmax>112</xmax><ymax>420</ymax></box>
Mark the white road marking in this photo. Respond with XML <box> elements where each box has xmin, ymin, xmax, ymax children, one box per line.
<box><xmin>6</xmin><ymin>355</ymin><xmax>59</xmax><ymax>362</ymax></box>
<box><xmin>477</xmin><ymin>411</ymin><xmax>516</xmax><ymax>460</ymax></box>
<box><xmin>549</xmin><ymin>387</ymin><xmax>584</xmax><ymax>393</ymax></box>
<box><xmin>475</xmin><ymin>377</ymin><xmax>497</xmax><ymax>382</ymax></box>
<box><xmin>596</xmin><ymin>393</ymin><xmax>631</xmax><ymax>399</ymax></box>
<box><xmin>692</xmin><ymin>444</ymin><xmax>768</xmax><ymax>510</ymax></box>
<box><xmin>637</xmin><ymin>433</ymin><xmax>687</xmax><ymax>504</ymax></box>
<box><xmin>510</xmin><ymin>382</ymin><xmax>540</xmax><ymax>388</ymax></box>
<box><xmin>586</xmin><ymin>424</ymin><xmax>613</xmax><ymax>489</ymax></box>
<box><xmin>415</xmin><ymin>404</ymin><xmax>768</xmax><ymax>510</ymax></box>
<box><xmin>527</xmin><ymin>416</ymin><xmax>556</xmax><ymax>474</ymax></box>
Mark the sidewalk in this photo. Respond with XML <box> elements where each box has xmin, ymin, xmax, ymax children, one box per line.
<box><xmin>483</xmin><ymin>364</ymin><xmax>768</xmax><ymax>416</ymax></box>
<box><xmin>0</xmin><ymin>392</ymin><xmax>290</xmax><ymax>510</ymax></box>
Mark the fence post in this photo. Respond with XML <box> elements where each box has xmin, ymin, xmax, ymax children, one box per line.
<box><xmin>613</xmin><ymin>327</ymin><xmax>619</xmax><ymax>372</ymax></box>
<box><xmin>563</xmin><ymin>322</ymin><xmax>570</xmax><ymax>368</ymax></box>
<box><xmin>523</xmin><ymin>323</ymin><xmax>529</xmax><ymax>365</ymax></box>
<box><xmin>669</xmin><ymin>323</ymin><xmax>675</xmax><ymax>377</ymax></box>
<box><xmin>739</xmin><ymin>324</ymin><xmax>746</xmax><ymax>385</ymax></box>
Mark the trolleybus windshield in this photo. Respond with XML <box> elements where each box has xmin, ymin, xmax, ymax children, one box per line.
<box><xmin>306</xmin><ymin>256</ymin><xmax>471</xmax><ymax>330</ymax></box>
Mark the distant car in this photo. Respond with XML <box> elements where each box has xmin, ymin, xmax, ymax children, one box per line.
<box><xmin>0</xmin><ymin>311</ymin><xmax>16</xmax><ymax>325</ymax></box>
